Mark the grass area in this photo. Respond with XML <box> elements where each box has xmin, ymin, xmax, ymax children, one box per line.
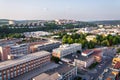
<box><xmin>88</xmin><ymin>62</ymin><xmax>99</xmax><ymax>69</ymax></box>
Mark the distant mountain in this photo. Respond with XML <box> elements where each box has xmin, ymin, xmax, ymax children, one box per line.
<box><xmin>91</xmin><ymin>20</ymin><xmax>120</xmax><ymax>25</ymax></box>
<box><xmin>0</xmin><ymin>19</ymin><xmax>42</xmax><ymax>25</ymax></box>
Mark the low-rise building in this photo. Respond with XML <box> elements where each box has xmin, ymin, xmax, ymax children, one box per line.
<box><xmin>75</xmin><ymin>49</ymin><xmax>102</xmax><ymax>68</ymax></box>
<box><xmin>74</xmin><ymin>55</ymin><xmax>95</xmax><ymax>68</ymax></box>
<box><xmin>52</xmin><ymin>43</ymin><xmax>82</xmax><ymax>58</ymax></box>
<box><xmin>0</xmin><ymin>51</ymin><xmax>51</xmax><ymax>80</ymax></box>
<box><xmin>71</xmin><ymin>49</ymin><xmax>103</xmax><ymax>68</ymax></box>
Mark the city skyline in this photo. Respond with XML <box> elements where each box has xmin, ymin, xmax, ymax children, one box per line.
<box><xmin>0</xmin><ymin>0</ymin><xmax>120</xmax><ymax>21</ymax></box>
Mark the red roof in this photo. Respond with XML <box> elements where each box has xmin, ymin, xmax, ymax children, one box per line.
<box><xmin>114</xmin><ymin>61</ymin><xmax>120</xmax><ymax>69</ymax></box>
<box><xmin>82</xmin><ymin>49</ymin><xmax>93</xmax><ymax>54</ymax></box>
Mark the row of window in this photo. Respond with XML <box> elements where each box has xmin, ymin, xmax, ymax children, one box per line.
<box><xmin>0</xmin><ymin>55</ymin><xmax>50</xmax><ymax>80</ymax></box>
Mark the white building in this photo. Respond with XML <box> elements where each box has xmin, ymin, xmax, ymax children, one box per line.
<box><xmin>24</xmin><ymin>31</ymin><xmax>51</xmax><ymax>38</ymax></box>
<box><xmin>9</xmin><ymin>20</ymin><xmax>15</xmax><ymax>25</ymax></box>
<box><xmin>86</xmin><ymin>35</ymin><xmax>96</xmax><ymax>41</ymax></box>
<box><xmin>52</xmin><ymin>43</ymin><xmax>82</xmax><ymax>58</ymax></box>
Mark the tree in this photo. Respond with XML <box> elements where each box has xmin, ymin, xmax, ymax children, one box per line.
<box><xmin>51</xmin><ymin>56</ymin><xmax>60</xmax><ymax>63</ymax></box>
<box><xmin>62</xmin><ymin>35</ymin><xmax>68</xmax><ymax>44</ymax></box>
<box><xmin>92</xmin><ymin>38</ymin><xmax>97</xmax><ymax>44</ymax></box>
<box><xmin>96</xmin><ymin>35</ymin><xmax>104</xmax><ymax>45</ymax></box>
<box><xmin>117</xmin><ymin>48</ymin><xmax>120</xmax><ymax>53</ymax></box>
<box><xmin>87</xmin><ymin>41</ymin><xmax>95</xmax><ymax>49</ymax></box>
<box><xmin>68</xmin><ymin>37</ymin><xmax>73</xmax><ymax>44</ymax></box>
<box><xmin>101</xmin><ymin>40</ymin><xmax>110</xmax><ymax>46</ymax></box>
<box><xmin>112</xmin><ymin>36</ymin><xmax>120</xmax><ymax>45</ymax></box>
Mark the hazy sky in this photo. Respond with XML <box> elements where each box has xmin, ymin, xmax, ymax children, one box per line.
<box><xmin>0</xmin><ymin>0</ymin><xmax>120</xmax><ymax>21</ymax></box>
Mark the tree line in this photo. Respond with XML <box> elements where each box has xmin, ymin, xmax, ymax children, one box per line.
<box><xmin>62</xmin><ymin>33</ymin><xmax>120</xmax><ymax>49</ymax></box>
<box><xmin>0</xmin><ymin>22</ymin><xmax>97</xmax><ymax>39</ymax></box>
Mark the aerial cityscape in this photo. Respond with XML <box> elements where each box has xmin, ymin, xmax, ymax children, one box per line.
<box><xmin>0</xmin><ymin>0</ymin><xmax>120</xmax><ymax>80</ymax></box>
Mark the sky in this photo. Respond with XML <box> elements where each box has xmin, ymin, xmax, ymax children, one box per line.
<box><xmin>0</xmin><ymin>0</ymin><xmax>120</xmax><ymax>21</ymax></box>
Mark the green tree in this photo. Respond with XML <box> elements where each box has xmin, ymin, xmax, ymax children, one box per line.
<box><xmin>62</xmin><ymin>35</ymin><xmax>68</xmax><ymax>44</ymax></box>
<box><xmin>68</xmin><ymin>37</ymin><xmax>73</xmax><ymax>44</ymax></box>
<box><xmin>101</xmin><ymin>40</ymin><xmax>110</xmax><ymax>46</ymax></box>
<box><xmin>87</xmin><ymin>41</ymin><xmax>95</xmax><ymax>49</ymax></box>
<box><xmin>51</xmin><ymin>56</ymin><xmax>60</xmax><ymax>63</ymax></box>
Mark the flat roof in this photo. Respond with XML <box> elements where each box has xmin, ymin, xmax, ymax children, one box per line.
<box><xmin>34</xmin><ymin>41</ymin><xmax>60</xmax><ymax>47</ymax></box>
<box><xmin>65</xmin><ymin>53</ymin><xmax>93</xmax><ymax>61</ymax></box>
<box><xmin>65</xmin><ymin>49</ymin><xmax>102</xmax><ymax>61</ymax></box>
<box><xmin>0</xmin><ymin>51</ymin><xmax>51</xmax><ymax>70</ymax></box>
<box><xmin>33</xmin><ymin>73</ymin><xmax>49</xmax><ymax>80</ymax></box>
<box><xmin>33</xmin><ymin>72</ymin><xmax>61</xmax><ymax>80</ymax></box>
<box><xmin>53</xmin><ymin>43</ymin><xmax>81</xmax><ymax>51</ymax></box>
<box><xmin>46</xmin><ymin>63</ymin><xmax>76</xmax><ymax>75</ymax></box>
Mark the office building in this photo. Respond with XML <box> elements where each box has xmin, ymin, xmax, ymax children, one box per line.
<box><xmin>30</xmin><ymin>41</ymin><xmax>61</xmax><ymax>53</ymax></box>
<box><xmin>52</xmin><ymin>43</ymin><xmax>81</xmax><ymax>58</ymax></box>
<box><xmin>0</xmin><ymin>51</ymin><xmax>51</xmax><ymax>80</ymax></box>
<box><xmin>0</xmin><ymin>43</ymin><xmax>30</xmax><ymax>61</ymax></box>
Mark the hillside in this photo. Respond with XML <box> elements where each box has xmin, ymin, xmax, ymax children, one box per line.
<box><xmin>0</xmin><ymin>19</ymin><xmax>9</xmax><ymax>25</ymax></box>
<box><xmin>91</xmin><ymin>20</ymin><xmax>120</xmax><ymax>25</ymax></box>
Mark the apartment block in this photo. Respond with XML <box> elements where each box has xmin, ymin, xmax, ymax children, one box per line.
<box><xmin>0</xmin><ymin>51</ymin><xmax>51</xmax><ymax>80</ymax></box>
